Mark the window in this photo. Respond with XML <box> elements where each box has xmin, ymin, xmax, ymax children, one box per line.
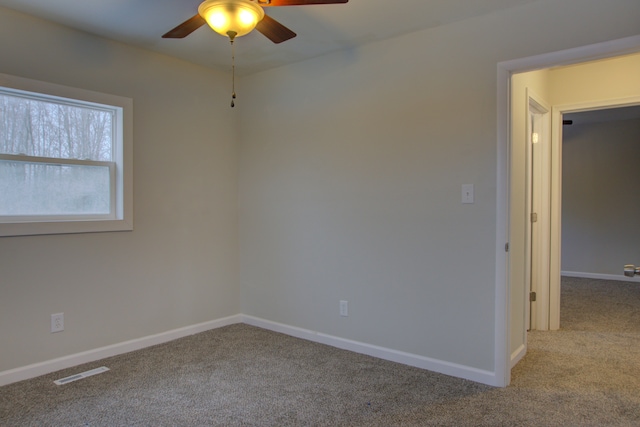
<box><xmin>0</xmin><ymin>73</ymin><xmax>132</xmax><ymax>236</ymax></box>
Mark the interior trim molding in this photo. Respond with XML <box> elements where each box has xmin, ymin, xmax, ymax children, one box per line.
<box><xmin>510</xmin><ymin>344</ymin><xmax>526</xmax><ymax>369</ymax></box>
<box><xmin>561</xmin><ymin>271</ymin><xmax>640</xmax><ymax>283</ymax></box>
<box><xmin>242</xmin><ymin>315</ymin><xmax>500</xmax><ymax>387</ymax></box>
<box><xmin>2</xmin><ymin>313</ymin><xmax>503</xmax><ymax>387</ymax></box>
<box><xmin>0</xmin><ymin>314</ymin><xmax>242</xmax><ymax>387</ymax></box>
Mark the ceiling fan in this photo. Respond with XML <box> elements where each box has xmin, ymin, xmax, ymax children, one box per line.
<box><xmin>163</xmin><ymin>0</ymin><xmax>348</xmax><ymax>107</ymax></box>
<box><xmin>162</xmin><ymin>0</ymin><xmax>349</xmax><ymax>44</ymax></box>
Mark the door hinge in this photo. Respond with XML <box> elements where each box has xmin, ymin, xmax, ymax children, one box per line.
<box><xmin>505</xmin><ymin>242</ymin><xmax>509</xmax><ymax>252</ymax></box>
<box><xmin>530</xmin><ymin>291</ymin><xmax>537</xmax><ymax>302</ymax></box>
<box><xmin>531</xmin><ymin>212</ymin><xmax>538</xmax><ymax>223</ymax></box>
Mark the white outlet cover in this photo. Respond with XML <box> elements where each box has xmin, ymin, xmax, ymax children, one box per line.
<box><xmin>51</xmin><ymin>313</ymin><xmax>64</xmax><ymax>333</ymax></box>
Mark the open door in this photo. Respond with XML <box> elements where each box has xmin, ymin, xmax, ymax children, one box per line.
<box><xmin>509</xmin><ymin>86</ymin><xmax>551</xmax><ymax>369</ymax></box>
<box><xmin>526</xmin><ymin>91</ymin><xmax>551</xmax><ymax>331</ymax></box>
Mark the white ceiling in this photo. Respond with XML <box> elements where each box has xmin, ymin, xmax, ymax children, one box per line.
<box><xmin>0</xmin><ymin>0</ymin><xmax>539</xmax><ymax>75</ymax></box>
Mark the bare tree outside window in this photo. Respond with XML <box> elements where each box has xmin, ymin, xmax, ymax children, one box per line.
<box><xmin>0</xmin><ymin>92</ymin><xmax>115</xmax><ymax>216</ymax></box>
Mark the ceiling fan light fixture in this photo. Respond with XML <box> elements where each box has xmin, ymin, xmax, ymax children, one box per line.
<box><xmin>198</xmin><ymin>0</ymin><xmax>265</xmax><ymax>38</ymax></box>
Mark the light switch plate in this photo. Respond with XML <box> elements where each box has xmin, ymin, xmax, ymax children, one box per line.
<box><xmin>339</xmin><ymin>300</ymin><xmax>348</xmax><ymax>317</ymax></box>
<box><xmin>462</xmin><ymin>184</ymin><xmax>474</xmax><ymax>204</ymax></box>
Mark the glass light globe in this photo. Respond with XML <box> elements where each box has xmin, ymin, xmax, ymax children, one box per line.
<box><xmin>198</xmin><ymin>0</ymin><xmax>265</xmax><ymax>38</ymax></box>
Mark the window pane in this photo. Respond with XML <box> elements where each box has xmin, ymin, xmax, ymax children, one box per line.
<box><xmin>0</xmin><ymin>160</ymin><xmax>111</xmax><ymax>216</ymax></box>
<box><xmin>0</xmin><ymin>92</ymin><xmax>113</xmax><ymax>161</ymax></box>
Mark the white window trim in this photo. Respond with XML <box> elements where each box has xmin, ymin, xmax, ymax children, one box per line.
<box><xmin>0</xmin><ymin>73</ymin><xmax>133</xmax><ymax>237</ymax></box>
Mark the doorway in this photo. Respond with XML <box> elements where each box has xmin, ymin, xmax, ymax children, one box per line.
<box><xmin>560</xmin><ymin>105</ymin><xmax>640</xmax><ymax>286</ymax></box>
<box><xmin>548</xmin><ymin>97</ymin><xmax>640</xmax><ymax>330</ymax></box>
<box><xmin>525</xmin><ymin>93</ymin><xmax>550</xmax><ymax>332</ymax></box>
<box><xmin>495</xmin><ymin>34</ymin><xmax>640</xmax><ymax>387</ymax></box>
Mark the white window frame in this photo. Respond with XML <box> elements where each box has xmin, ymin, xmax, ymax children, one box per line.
<box><xmin>0</xmin><ymin>73</ymin><xmax>133</xmax><ymax>237</ymax></box>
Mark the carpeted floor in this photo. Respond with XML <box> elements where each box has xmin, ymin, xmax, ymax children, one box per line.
<box><xmin>1</xmin><ymin>276</ymin><xmax>640</xmax><ymax>426</ymax></box>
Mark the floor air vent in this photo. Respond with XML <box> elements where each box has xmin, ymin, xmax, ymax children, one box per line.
<box><xmin>54</xmin><ymin>366</ymin><xmax>109</xmax><ymax>385</ymax></box>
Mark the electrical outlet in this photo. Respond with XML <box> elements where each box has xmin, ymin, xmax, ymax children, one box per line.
<box><xmin>51</xmin><ymin>313</ymin><xmax>64</xmax><ymax>333</ymax></box>
<box><xmin>339</xmin><ymin>300</ymin><xmax>348</xmax><ymax>317</ymax></box>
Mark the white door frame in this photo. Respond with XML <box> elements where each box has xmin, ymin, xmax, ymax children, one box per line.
<box><xmin>495</xmin><ymin>34</ymin><xmax>640</xmax><ymax>387</ymax></box>
<box><xmin>548</xmin><ymin>96</ymin><xmax>640</xmax><ymax>330</ymax></box>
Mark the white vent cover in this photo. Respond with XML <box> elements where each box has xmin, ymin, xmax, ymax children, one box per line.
<box><xmin>54</xmin><ymin>366</ymin><xmax>109</xmax><ymax>385</ymax></box>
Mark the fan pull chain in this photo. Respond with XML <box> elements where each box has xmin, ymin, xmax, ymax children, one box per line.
<box><xmin>227</xmin><ymin>31</ymin><xmax>237</xmax><ymax>108</ymax></box>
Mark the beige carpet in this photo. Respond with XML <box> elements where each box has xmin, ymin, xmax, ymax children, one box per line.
<box><xmin>1</xmin><ymin>276</ymin><xmax>639</xmax><ymax>426</ymax></box>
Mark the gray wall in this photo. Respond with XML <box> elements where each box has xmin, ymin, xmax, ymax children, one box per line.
<box><xmin>0</xmin><ymin>7</ymin><xmax>240</xmax><ymax>372</ymax></box>
<box><xmin>562</xmin><ymin>117</ymin><xmax>640</xmax><ymax>275</ymax></box>
<box><xmin>238</xmin><ymin>0</ymin><xmax>640</xmax><ymax>375</ymax></box>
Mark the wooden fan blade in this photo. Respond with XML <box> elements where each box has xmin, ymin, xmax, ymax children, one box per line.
<box><xmin>162</xmin><ymin>14</ymin><xmax>206</xmax><ymax>38</ymax></box>
<box><xmin>256</xmin><ymin>14</ymin><xmax>297</xmax><ymax>44</ymax></box>
<box><xmin>262</xmin><ymin>0</ymin><xmax>348</xmax><ymax>6</ymax></box>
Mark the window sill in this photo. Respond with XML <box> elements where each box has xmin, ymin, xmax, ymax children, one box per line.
<box><xmin>0</xmin><ymin>218</ymin><xmax>133</xmax><ymax>237</ymax></box>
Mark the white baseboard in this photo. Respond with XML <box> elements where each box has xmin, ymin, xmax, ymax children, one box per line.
<box><xmin>562</xmin><ymin>271</ymin><xmax>640</xmax><ymax>283</ymax></box>
<box><xmin>241</xmin><ymin>315</ymin><xmax>499</xmax><ymax>387</ymax></box>
<box><xmin>2</xmin><ymin>313</ymin><xmax>501</xmax><ymax>388</ymax></box>
<box><xmin>510</xmin><ymin>343</ymin><xmax>526</xmax><ymax>368</ymax></box>
<box><xmin>0</xmin><ymin>314</ymin><xmax>242</xmax><ymax>387</ymax></box>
